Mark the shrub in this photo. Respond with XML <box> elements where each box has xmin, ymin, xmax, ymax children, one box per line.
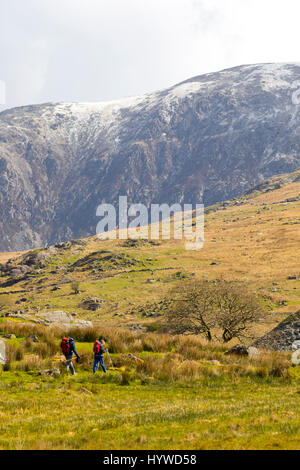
<box><xmin>76</xmin><ymin>353</ymin><xmax>93</xmax><ymax>371</ymax></box>
<box><xmin>5</xmin><ymin>343</ymin><xmax>18</xmax><ymax>362</ymax></box>
<box><xmin>15</xmin><ymin>346</ymin><xmax>25</xmax><ymax>361</ymax></box>
<box><xmin>119</xmin><ymin>370</ymin><xmax>131</xmax><ymax>386</ymax></box>
<box><xmin>33</xmin><ymin>343</ymin><xmax>50</xmax><ymax>359</ymax></box>
<box><xmin>15</xmin><ymin>355</ymin><xmax>45</xmax><ymax>371</ymax></box>
<box><xmin>24</xmin><ymin>338</ymin><xmax>33</xmax><ymax>350</ymax></box>
<box><xmin>3</xmin><ymin>361</ymin><xmax>11</xmax><ymax>371</ymax></box>
<box><xmin>71</xmin><ymin>281</ymin><xmax>80</xmax><ymax>294</ymax></box>
<box><xmin>66</xmin><ymin>327</ymin><xmax>99</xmax><ymax>343</ymax></box>
<box><xmin>269</xmin><ymin>365</ymin><xmax>290</xmax><ymax>378</ymax></box>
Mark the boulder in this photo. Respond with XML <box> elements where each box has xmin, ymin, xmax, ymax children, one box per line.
<box><xmin>10</xmin><ymin>265</ymin><xmax>32</xmax><ymax>278</ymax></box>
<box><xmin>0</xmin><ymin>338</ymin><xmax>6</xmax><ymax>365</ymax></box>
<box><xmin>38</xmin><ymin>368</ymin><xmax>61</xmax><ymax>377</ymax></box>
<box><xmin>1</xmin><ymin>310</ymin><xmax>93</xmax><ymax>330</ymax></box>
<box><xmin>1</xmin><ymin>312</ymin><xmax>27</xmax><ymax>319</ymax></box>
<box><xmin>129</xmin><ymin>324</ymin><xmax>147</xmax><ymax>332</ymax></box>
<box><xmin>252</xmin><ymin>309</ymin><xmax>300</xmax><ymax>351</ymax></box>
<box><xmin>55</xmin><ymin>242</ymin><xmax>72</xmax><ymax>249</ymax></box>
<box><xmin>292</xmin><ymin>340</ymin><xmax>300</xmax><ymax>350</ymax></box>
<box><xmin>26</xmin><ymin>335</ymin><xmax>39</xmax><ymax>343</ymax></box>
<box><xmin>59</xmin><ymin>277</ymin><xmax>72</xmax><ymax>284</ymax></box>
<box><xmin>35</xmin><ymin>310</ymin><xmax>93</xmax><ymax>329</ymax></box>
<box><xmin>74</xmin><ymin>320</ymin><xmax>93</xmax><ymax>328</ymax></box>
<box><xmin>122</xmin><ymin>353</ymin><xmax>144</xmax><ymax>363</ymax></box>
<box><xmin>38</xmin><ymin>310</ymin><xmax>72</xmax><ymax>324</ymax></box>
<box><xmin>22</xmin><ymin>250</ymin><xmax>53</xmax><ymax>268</ymax></box>
<box><xmin>248</xmin><ymin>346</ymin><xmax>259</xmax><ymax>359</ymax></box>
<box><xmin>225</xmin><ymin>345</ymin><xmax>248</xmax><ymax>356</ymax></box>
<box><xmin>80</xmin><ymin>298</ymin><xmax>103</xmax><ymax>311</ymax></box>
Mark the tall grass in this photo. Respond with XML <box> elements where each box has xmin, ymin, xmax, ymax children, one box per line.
<box><xmin>1</xmin><ymin>322</ymin><xmax>59</xmax><ymax>343</ymax></box>
<box><xmin>0</xmin><ymin>322</ymin><xmax>292</xmax><ymax>381</ymax></box>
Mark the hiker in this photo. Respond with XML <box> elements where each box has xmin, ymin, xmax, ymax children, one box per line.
<box><xmin>93</xmin><ymin>338</ymin><xmax>107</xmax><ymax>374</ymax></box>
<box><xmin>60</xmin><ymin>336</ymin><xmax>80</xmax><ymax>375</ymax></box>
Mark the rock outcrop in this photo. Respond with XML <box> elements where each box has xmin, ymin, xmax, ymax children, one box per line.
<box><xmin>1</xmin><ymin>310</ymin><xmax>93</xmax><ymax>329</ymax></box>
<box><xmin>0</xmin><ymin>338</ymin><xmax>6</xmax><ymax>364</ymax></box>
<box><xmin>38</xmin><ymin>368</ymin><xmax>61</xmax><ymax>377</ymax></box>
<box><xmin>252</xmin><ymin>310</ymin><xmax>300</xmax><ymax>351</ymax></box>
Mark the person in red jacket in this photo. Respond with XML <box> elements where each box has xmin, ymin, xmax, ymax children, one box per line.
<box><xmin>93</xmin><ymin>338</ymin><xmax>107</xmax><ymax>374</ymax></box>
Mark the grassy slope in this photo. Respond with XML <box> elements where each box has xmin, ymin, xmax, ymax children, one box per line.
<box><xmin>0</xmin><ymin>171</ymin><xmax>299</xmax><ymax>336</ymax></box>
<box><xmin>0</xmin><ymin>169</ymin><xmax>300</xmax><ymax>450</ymax></box>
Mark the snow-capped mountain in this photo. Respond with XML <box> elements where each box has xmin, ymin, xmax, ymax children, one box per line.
<box><xmin>0</xmin><ymin>63</ymin><xmax>300</xmax><ymax>251</ymax></box>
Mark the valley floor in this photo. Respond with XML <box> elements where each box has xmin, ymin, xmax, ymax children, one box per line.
<box><xmin>1</xmin><ymin>370</ymin><xmax>300</xmax><ymax>450</ymax></box>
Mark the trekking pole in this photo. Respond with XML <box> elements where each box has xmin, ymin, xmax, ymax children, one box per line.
<box><xmin>106</xmin><ymin>349</ymin><xmax>114</xmax><ymax>367</ymax></box>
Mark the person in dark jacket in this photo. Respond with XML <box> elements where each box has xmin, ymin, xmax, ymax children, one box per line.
<box><xmin>93</xmin><ymin>338</ymin><xmax>107</xmax><ymax>374</ymax></box>
<box><xmin>60</xmin><ymin>337</ymin><xmax>80</xmax><ymax>375</ymax></box>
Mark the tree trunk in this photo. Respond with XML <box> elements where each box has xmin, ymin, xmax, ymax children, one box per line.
<box><xmin>222</xmin><ymin>329</ymin><xmax>232</xmax><ymax>343</ymax></box>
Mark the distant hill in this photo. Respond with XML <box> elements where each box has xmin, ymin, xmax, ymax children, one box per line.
<box><xmin>0</xmin><ymin>63</ymin><xmax>300</xmax><ymax>251</ymax></box>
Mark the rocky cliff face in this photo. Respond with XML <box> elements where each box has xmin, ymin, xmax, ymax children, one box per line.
<box><xmin>0</xmin><ymin>63</ymin><xmax>300</xmax><ymax>251</ymax></box>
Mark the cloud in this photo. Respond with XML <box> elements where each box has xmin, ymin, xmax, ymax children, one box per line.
<box><xmin>0</xmin><ymin>0</ymin><xmax>299</xmax><ymax>110</ymax></box>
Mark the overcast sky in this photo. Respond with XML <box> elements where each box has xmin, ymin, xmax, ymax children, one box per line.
<box><xmin>0</xmin><ymin>0</ymin><xmax>300</xmax><ymax>110</ymax></box>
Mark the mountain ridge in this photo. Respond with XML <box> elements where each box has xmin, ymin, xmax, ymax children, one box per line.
<box><xmin>1</xmin><ymin>62</ymin><xmax>300</xmax><ymax>251</ymax></box>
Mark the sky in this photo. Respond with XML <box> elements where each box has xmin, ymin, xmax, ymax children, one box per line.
<box><xmin>0</xmin><ymin>0</ymin><xmax>300</xmax><ymax>110</ymax></box>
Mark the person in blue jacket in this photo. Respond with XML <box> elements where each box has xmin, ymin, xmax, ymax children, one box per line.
<box><xmin>60</xmin><ymin>336</ymin><xmax>80</xmax><ymax>375</ymax></box>
<box><xmin>93</xmin><ymin>338</ymin><xmax>107</xmax><ymax>374</ymax></box>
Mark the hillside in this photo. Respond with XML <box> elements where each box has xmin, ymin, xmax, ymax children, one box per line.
<box><xmin>0</xmin><ymin>170</ymin><xmax>300</xmax><ymax>450</ymax></box>
<box><xmin>0</xmin><ymin>168</ymin><xmax>299</xmax><ymax>339</ymax></box>
<box><xmin>1</xmin><ymin>63</ymin><xmax>300</xmax><ymax>251</ymax></box>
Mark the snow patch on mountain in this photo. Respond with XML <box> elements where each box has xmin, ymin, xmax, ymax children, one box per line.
<box><xmin>53</xmin><ymin>96</ymin><xmax>145</xmax><ymax>118</ymax></box>
<box><xmin>170</xmin><ymin>81</ymin><xmax>212</xmax><ymax>98</ymax></box>
<box><xmin>250</xmin><ymin>63</ymin><xmax>296</xmax><ymax>92</ymax></box>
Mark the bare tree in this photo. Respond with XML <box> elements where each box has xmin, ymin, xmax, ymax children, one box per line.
<box><xmin>71</xmin><ymin>281</ymin><xmax>80</xmax><ymax>295</ymax></box>
<box><xmin>165</xmin><ymin>280</ymin><xmax>265</xmax><ymax>342</ymax></box>
<box><xmin>213</xmin><ymin>281</ymin><xmax>263</xmax><ymax>342</ymax></box>
<box><xmin>165</xmin><ymin>282</ymin><xmax>217</xmax><ymax>340</ymax></box>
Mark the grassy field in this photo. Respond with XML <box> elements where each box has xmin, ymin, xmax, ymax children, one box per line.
<box><xmin>2</xmin><ymin>372</ymin><xmax>300</xmax><ymax>450</ymax></box>
<box><xmin>1</xmin><ymin>324</ymin><xmax>300</xmax><ymax>450</ymax></box>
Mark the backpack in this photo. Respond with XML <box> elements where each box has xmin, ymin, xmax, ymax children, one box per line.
<box><xmin>61</xmin><ymin>337</ymin><xmax>71</xmax><ymax>355</ymax></box>
<box><xmin>94</xmin><ymin>341</ymin><xmax>103</xmax><ymax>355</ymax></box>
